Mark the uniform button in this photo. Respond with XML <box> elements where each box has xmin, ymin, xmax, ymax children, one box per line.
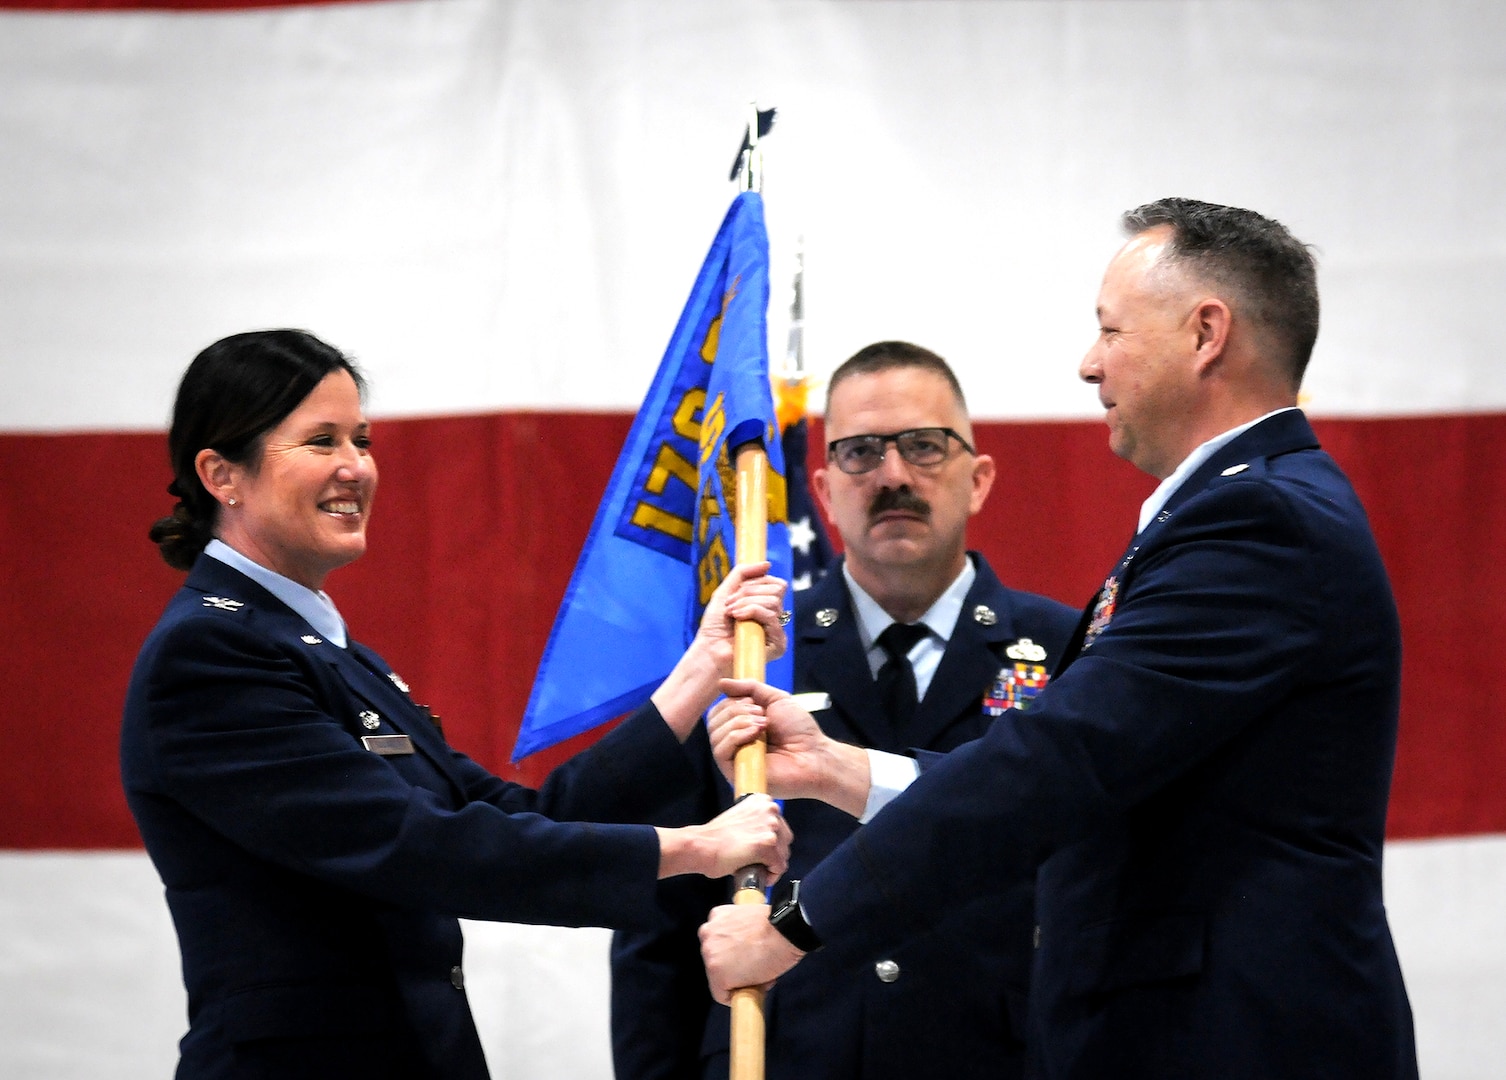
<box><xmin>1033</xmin><ymin>924</ymin><xmax>1041</xmax><ymax>949</ymax></box>
<box><xmin>450</xmin><ymin>965</ymin><xmax>465</xmax><ymax>989</ymax></box>
<box><xmin>874</xmin><ymin>959</ymin><xmax>900</xmax><ymax>983</ymax></box>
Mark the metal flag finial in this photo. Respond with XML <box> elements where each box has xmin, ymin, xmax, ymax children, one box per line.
<box><xmin>730</xmin><ymin>104</ymin><xmax>776</xmax><ymax>189</ymax></box>
<box><xmin>773</xmin><ymin>240</ymin><xmax>815</xmax><ymax>434</ymax></box>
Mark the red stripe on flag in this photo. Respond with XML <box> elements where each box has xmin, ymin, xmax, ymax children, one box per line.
<box><xmin>1318</xmin><ymin>415</ymin><xmax>1506</xmax><ymax>839</ymax></box>
<box><xmin>2</xmin><ymin>413</ymin><xmax>1500</xmax><ymax>847</ymax></box>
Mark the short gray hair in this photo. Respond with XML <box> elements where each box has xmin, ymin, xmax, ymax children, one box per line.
<box><xmin>1124</xmin><ymin>197</ymin><xmax>1319</xmax><ymax>386</ymax></box>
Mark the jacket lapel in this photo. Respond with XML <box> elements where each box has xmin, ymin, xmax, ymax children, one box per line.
<box><xmin>328</xmin><ymin>644</ymin><xmax>469</xmax><ymax>798</ymax></box>
<box><xmin>1060</xmin><ymin>409</ymin><xmax>1322</xmax><ymax>669</ymax></box>
<box><xmin>185</xmin><ymin>557</ymin><xmax>468</xmax><ymax>799</ymax></box>
<box><xmin>794</xmin><ymin>569</ymin><xmax>897</xmax><ymax>750</ymax></box>
<box><xmin>907</xmin><ymin>560</ymin><xmax>1024</xmax><ymax>748</ymax></box>
<box><xmin>1056</xmin><ymin>532</ymin><xmax>1138</xmax><ymax>672</ymax></box>
<box><xmin>798</xmin><ymin>557</ymin><xmax>1067</xmax><ymax>753</ymax></box>
<box><xmin>1158</xmin><ymin>408</ymin><xmax>1320</xmax><ymax>523</ymax></box>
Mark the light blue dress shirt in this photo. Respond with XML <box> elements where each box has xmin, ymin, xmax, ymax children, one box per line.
<box><xmin>204</xmin><ymin>538</ymin><xmax>349</xmax><ymax>648</ymax></box>
<box><xmin>842</xmin><ymin>558</ymin><xmax>978</xmax><ymax>822</ymax></box>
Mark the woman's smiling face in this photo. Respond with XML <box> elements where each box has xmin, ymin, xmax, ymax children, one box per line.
<box><xmin>215</xmin><ymin>368</ymin><xmax>377</xmax><ymax>590</ymax></box>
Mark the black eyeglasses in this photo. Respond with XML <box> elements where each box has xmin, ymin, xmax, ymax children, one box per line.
<box><xmin>826</xmin><ymin>427</ymin><xmax>975</xmax><ymax>475</ymax></box>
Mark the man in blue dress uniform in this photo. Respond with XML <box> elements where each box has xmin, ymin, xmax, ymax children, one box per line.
<box><xmin>612</xmin><ymin>342</ymin><xmax>1077</xmax><ymax>1079</ymax></box>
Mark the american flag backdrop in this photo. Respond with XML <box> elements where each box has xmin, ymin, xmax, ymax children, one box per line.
<box><xmin>2</xmin><ymin>2</ymin><xmax>1503</xmax><ymax>1077</ymax></box>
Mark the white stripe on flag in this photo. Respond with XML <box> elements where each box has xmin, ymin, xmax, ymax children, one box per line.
<box><xmin>1</xmin><ymin>1</ymin><xmax>1504</xmax><ymax>429</ymax></box>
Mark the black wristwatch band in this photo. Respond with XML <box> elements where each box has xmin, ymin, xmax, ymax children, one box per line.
<box><xmin>768</xmin><ymin>879</ymin><xmax>823</xmax><ymax>953</ymax></box>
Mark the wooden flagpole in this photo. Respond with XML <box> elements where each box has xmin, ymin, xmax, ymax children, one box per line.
<box><xmin>729</xmin><ymin>440</ymin><xmax>770</xmax><ymax>1080</ymax></box>
<box><xmin>726</xmin><ymin>99</ymin><xmax>775</xmax><ymax>1080</ymax></box>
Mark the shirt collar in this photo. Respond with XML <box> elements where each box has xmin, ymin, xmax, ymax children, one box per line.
<box><xmin>1137</xmin><ymin>407</ymin><xmax>1298</xmax><ymax>533</ymax></box>
<box><xmin>204</xmin><ymin>538</ymin><xmax>349</xmax><ymax>647</ymax></box>
<box><xmin>843</xmin><ymin>555</ymin><xmax>978</xmax><ymax>651</ymax></box>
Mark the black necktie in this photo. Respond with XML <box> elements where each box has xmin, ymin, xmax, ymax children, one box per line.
<box><xmin>875</xmin><ymin>622</ymin><xmax>930</xmax><ymax>734</ymax></box>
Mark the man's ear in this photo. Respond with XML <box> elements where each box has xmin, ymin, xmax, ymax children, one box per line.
<box><xmin>812</xmin><ymin>465</ymin><xmax>833</xmax><ymax>520</ymax></box>
<box><xmin>1191</xmin><ymin>297</ymin><xmax>1232</xmax><ymax>374</ymax></box>
<box><xmin>968</xmin><ymin>453</ymin><xmax>996</xmax><ymax>516</ymax></box>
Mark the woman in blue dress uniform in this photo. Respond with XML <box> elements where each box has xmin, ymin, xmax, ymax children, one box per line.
<box><xmin>121</xmin><ymin>329</ymin><xmax>789</xmax><ymax>1080</ymax></box>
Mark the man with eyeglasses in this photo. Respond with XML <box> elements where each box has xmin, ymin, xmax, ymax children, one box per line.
<box><xmin>610</xmin><ymin>341</ymin><xmax>1076</xmax><ymax>1080</ymax></box>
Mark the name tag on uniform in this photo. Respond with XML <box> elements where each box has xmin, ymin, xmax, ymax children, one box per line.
<box><xmin>788</xmin><ymin>692</ymin><xmax>832</xmax><ymax>713</ymax></box>
<box><xmin>361</xmin><ymin>734</ymin><xmax>414</xmax><ymax>756</ymax></box>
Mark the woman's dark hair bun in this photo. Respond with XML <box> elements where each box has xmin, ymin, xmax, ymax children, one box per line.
<box><xmin>149</xmin><ymin>501</ymin><xmax>213</xmax><ymax>572</ymax></box>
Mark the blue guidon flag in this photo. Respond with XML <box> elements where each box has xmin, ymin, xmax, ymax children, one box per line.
<box><xmin>515</xmin><ymin>192</ymin><xmax>793</xmax><ymax>760</ymax></box>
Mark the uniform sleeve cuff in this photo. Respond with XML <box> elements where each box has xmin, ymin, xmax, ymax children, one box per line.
<box><xmin>860</xmin><ymin>749</ymin><xmax>920</xmax><ymax>823</ymax></box>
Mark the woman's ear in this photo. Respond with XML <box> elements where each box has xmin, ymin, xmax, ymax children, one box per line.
<box><xmin>195</xmin><ymin>448</ymin><xmax>239</xmax><ymax>508</ymax></box>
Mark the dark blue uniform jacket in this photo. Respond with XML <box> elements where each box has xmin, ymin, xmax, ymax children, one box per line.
<box><xmin>122</xmin><ymin>555</ymin><xmax>695</xmax><ymax>1080</ymax></box>
<box><xmin>800</xmin><ymin>411</ymin><xmax>1418</xmax><ymax>1080</ymax></box>
<box><xmin>612</xmin><ymin>554</ymin><xmax>1076</xmax><ymax>1079</ymax></box>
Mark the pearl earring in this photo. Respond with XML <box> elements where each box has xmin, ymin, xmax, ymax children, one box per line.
<box><xmin>227</xmin><ymin>498</ymin><xmax>238</xmax><ymax>507</ymax></box>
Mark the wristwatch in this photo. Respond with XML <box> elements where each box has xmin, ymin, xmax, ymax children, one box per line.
<box><xmin>768</xmin><ymin>879</ymin><xmax>823</xmax><ymax>953</ymax></box>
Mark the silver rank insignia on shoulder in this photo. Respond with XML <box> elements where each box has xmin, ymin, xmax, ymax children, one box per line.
<box><xmin>388</xmin><ymin>672</ymin><xmax>410</xmax><ymax>694</ymax></box>
<box><xmin>202</xmin><ymin>596</ymin><xmax>243</xmax><ymax>611</ymax></box>
<box><xmin>359</xmin><ymin>710</ymin><xmax>381</xmax><ymax>730</ymax></box>
<box><xmin>1006</xmin><ymin>637</ymin><xmax>1047</xmax><ymax>662</ymax></box>
<box><xmin>1221</xmin><ymin>463</ymin><xmax>1250</xmax><ymax>476</ymax></box>
<box><xmin>815</xmin><ymin>608</ymin><xmax>839</xmax><ymax>627</ymax></box>
<box><xmin>301</xmin><ymin>635</ymin><xmax>322</xmax><ymax>645</ymax></box>
<box><xmin>973</xmin><ymin>604</ymin><xmax>998</xmax><ymax>626</ymax></box>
